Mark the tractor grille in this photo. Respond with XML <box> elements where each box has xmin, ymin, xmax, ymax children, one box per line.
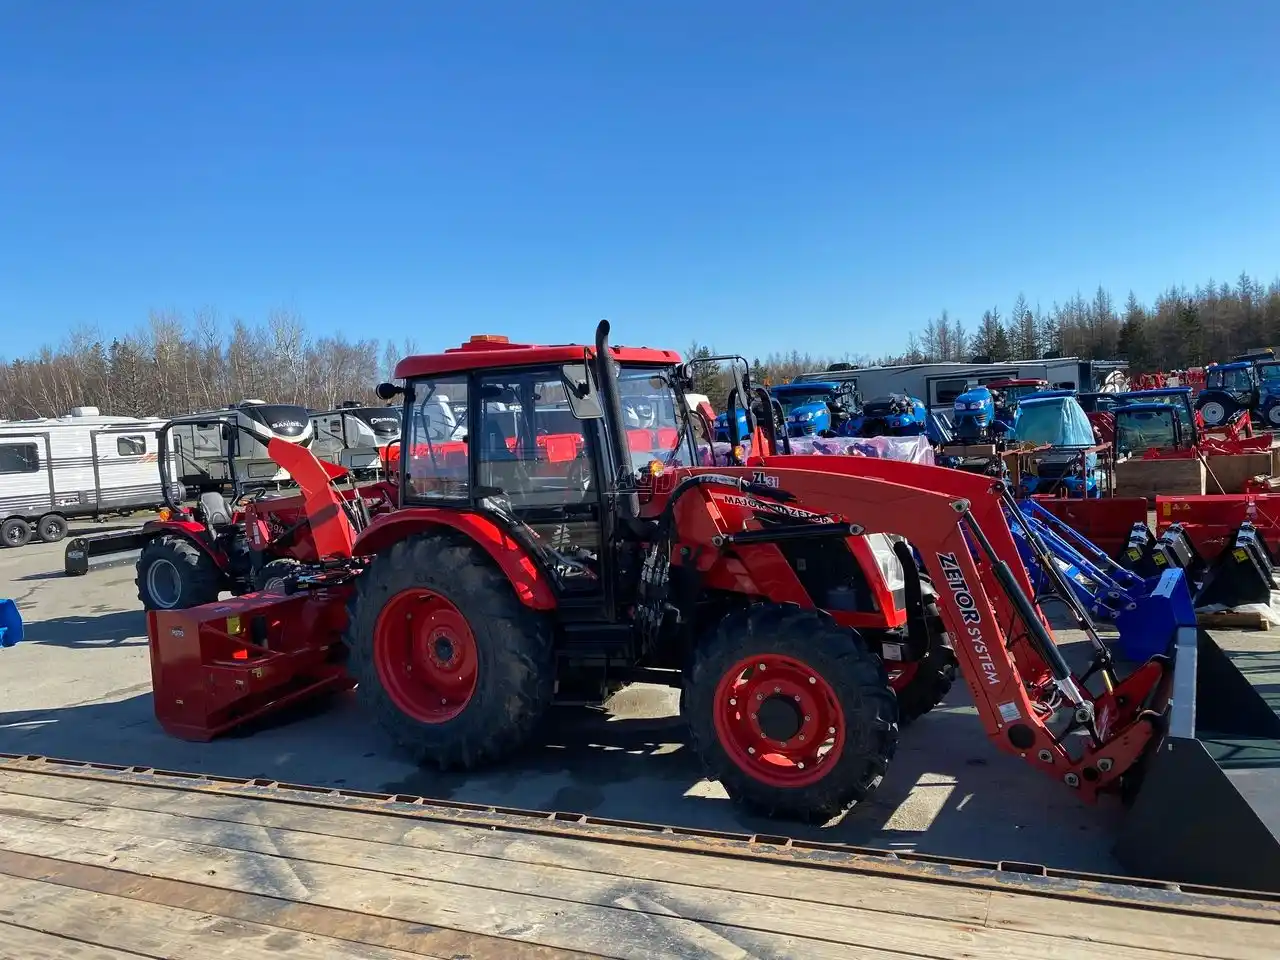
<box><xmin>772</xmin><ymin>528</ymin><xmax>875</xmax><ymax>612</ymax></box>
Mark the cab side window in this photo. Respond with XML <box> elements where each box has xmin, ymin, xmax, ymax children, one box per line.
<box><xmin>405</xmin><ymin>375</ymin><xmax>469</xmax><ymax>500</ymax></box>
<box><xmin>476</xmin><ymin>368</ymin><xmax>592</xmax><ymax>508</ymax></box>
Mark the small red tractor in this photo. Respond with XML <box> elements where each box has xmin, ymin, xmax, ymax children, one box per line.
<box><xmin>66</xmin><ymin>413</ymin><xmax>395</xmax><ymax>609</ymax></box>
<box><xmin>147</xmin><ymin>323</ymin><xmax>1280</xmax><ymax>893</ymax></box>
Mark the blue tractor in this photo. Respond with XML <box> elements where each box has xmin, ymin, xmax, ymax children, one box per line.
<box><xmin>849</xmin><ymin>393</ymin><xmax>928</xmax><ymax>437</ymax></box>
<box><xmin>1195</xmin><ymin>360</ymin><xmax>1260</xmax><ymax>428</ymax></box>
<box><xmin>1013</xmin><ymin>392</ymin><xmax>1102</xmax><ymax>498</ymax></box>
<box><xmin>769</xmin><ymin>380</ymin><xmax>862</xmax><ymax>437</ymax></box>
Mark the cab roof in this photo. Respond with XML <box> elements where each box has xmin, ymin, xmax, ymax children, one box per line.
<box><xmin>394</xmin><ymin>334</ymin><xmax>681</xmax><ymax>380</ymax></box>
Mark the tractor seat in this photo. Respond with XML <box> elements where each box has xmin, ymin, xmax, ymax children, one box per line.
<box><xmin>198</xmin><ymin>491</ymin><xmax>233</xmax><ymax>529</ymax></box>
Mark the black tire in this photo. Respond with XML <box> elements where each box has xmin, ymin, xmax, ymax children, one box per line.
<box><xmin>136</xmin><ymin>535</ymin><xmax>222</xmax><ymax>610</ymax></box>
<box><xmin>343</xmin><ymin>534</ymin><xmax>555</xmax><ymax>771</ymax></box>
<box><xmin>255</xmin><ymin>557</ymin><xmax>302</xmax><ymax>593</ymax></box>
<box><xmin>895</xmin><ymin>595</ymin><xmax>958</xmax><ymax>726</ymax></box>
<box><xmin>1263</xmin><ymin>401</ymin><xmax>1280</xmax><ymax>429</ymax></box>
<box><xmin>36</xmin><ymin>514</ymin><xmax>68</xmax><ymax>544</ymax></box>
<box><xmin>684</xmin><ymin>603</ymin><xmax>898</xmax><ymax>823</ymax></box>
<box><xmin>1</xmin><ymin>518</ymin><xmax>32</xmax><ymax>549</ymax></box>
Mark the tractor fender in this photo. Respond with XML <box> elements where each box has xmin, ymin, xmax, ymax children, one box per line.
<box><xmin>139</xmin><ymin>520</ymin><xmax>232</xmax><ymax>572</ymax></box>
<box><xmin>351</xmin><ymin>509</ymin><xmax>557</xmax><ymax>610</ymax></box>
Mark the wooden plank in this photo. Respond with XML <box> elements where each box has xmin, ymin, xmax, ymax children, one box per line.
<box><xmin>0</xmin><ymin>769</ymin><xmax>990</xmax><ymax>924</ymax></box>
<box><xmin>0</xmin><ymin>922</ymin><xmax>149</xmax><ymax>960</ymax></box>
<box><xmin>0</xmin><ymin>870</ymin><xmax>433</xmax><ymax>960</ymax></box>
<box><xmin>985</xmin><ymin>890</ymin><xmax>1279</xmax><ymax>960</ymax></box>
<box><xmin>0</xmin><ymin>805</ymin><xmax>1239</xmax><ymax>960</ymax></box>
<box><xmin>0</xmin><ymin>849</ymin><xmax>579</xmax><ymax>960</ymax></box>
<box><xmin>1116</xmin><ymin>458</ymin><xmax>1206</xmax><ymax>499</ymax></box>
<box><xmin>1197</xmin><ymin>610</ymin><xmax>1271</xmax><ymax>631</ymax></box>
<box><xmin>1204</xmin><ymin>453</ymin><xmax>1274</xmax><ymax>495</ymax></box>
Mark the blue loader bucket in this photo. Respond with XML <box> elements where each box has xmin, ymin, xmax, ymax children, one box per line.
<box><xmin>0</xmin><ymin>599</ymin><xmax>23</xmax><ymax>648</ymax></box>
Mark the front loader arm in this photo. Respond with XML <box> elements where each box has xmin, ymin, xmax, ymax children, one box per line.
<box><xmin>673</xmin><ymin>464</ymin><xmax>1162</xmax><ymax>800</ymax></box>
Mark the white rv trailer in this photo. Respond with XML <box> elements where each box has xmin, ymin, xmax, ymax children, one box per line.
<box><xmin>168</xmin><ymin>400</ymin><xmax>315</xmax><ymax>494</ymax></box>
<box><xmin>310</xmin><ymin>402</ymin><xmax>402</xmax><ymax>476</ymax></box>
<box><xmin>793</xmin><ymin>358</ymin><xmax>1129</xmax><ymax>411</ymax></box>
<box><xmin>0</xmin><ymin>407</ymin><xmax>175</xmax><ymax>547</ymax></box>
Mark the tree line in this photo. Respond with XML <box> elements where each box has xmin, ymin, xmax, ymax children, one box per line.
<box><xmin>1</xmin><ymin>270</ymin><xmax>1277</xmax><ymax>420</ymax></box>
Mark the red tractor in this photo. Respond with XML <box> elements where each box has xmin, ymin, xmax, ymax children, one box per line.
<box><xmin>69</xmin><ymin>413</ymin><xmax>396</xmax><ymax>609</ymax></box>
<box><xmin>147</xmin><ymin>323</ymin><xmax>1280</xmax><ymax>892</ymax></box>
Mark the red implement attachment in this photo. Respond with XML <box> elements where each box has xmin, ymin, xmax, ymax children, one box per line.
<box><xmin>1156</xmin><ymin>494</ymin><xmax>1280</xmax><ymax>559</ymax></box>
<box><xmin>1029</xmin><ymin>495</ymin><xmax>1150</xmax><ymax>558</ymax></box>
<box><xmin>149</xmin><ymin>589</ymin><xmax>353</xmax><ymax>741</ymax></box>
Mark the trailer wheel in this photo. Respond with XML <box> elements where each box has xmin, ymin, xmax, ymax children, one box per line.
<box><xmin>344</xmin><ymin>534</ymin><xmax>555</xmax><ymax>771</ymax></box>
<box><xmin>684</xmin><ymin>603</ymin><xmax>898</xmax><ymax>823</ymax></box>
<box><xmin>136</xmin><ymin>536</ymin><xmax>221</xmax><ymax>610</ymax></box>
<box><xmin>255</xmin><ymin>557</ymin><xmax>302</xmax><ymax>593</ymax></box>
<box><xmin>1</xmin><ymin>518</ymin><xmax>31</xmax><ymax>549</ymax></box>
<box><xmin>35</xmin><ymin>514</ymin><xmax>68</xmax><ymax>544</ymax></box>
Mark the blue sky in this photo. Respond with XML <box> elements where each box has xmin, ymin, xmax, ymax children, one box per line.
<box><xmin>1</xmin><ymin>2</ymin><xmax>1277</xmax><ymax>361</ymax></box>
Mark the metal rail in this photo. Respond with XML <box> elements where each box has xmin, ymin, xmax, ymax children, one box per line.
<box><xmin>1</xmin><ymin>752</ymin><xmax>1276</xmax><ymax>922</ymax></box>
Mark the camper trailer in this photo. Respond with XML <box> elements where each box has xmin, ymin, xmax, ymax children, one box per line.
<box><xmin>0</xmin><ymin>407</ymin><xmax>174</xmax><ymax>547</ymax></box>
<box><xmin>796</xmin><ymin>358</ymin><xmax>1129</xmax><ymax>412</ymax></box>
<box><xmin>310</xmin><ymin>402</ymin><xmax>402</xmax><ymax>477</ymax></box>
<box><xmin>168</xmin><ymin>400</ymin><xmax>314</xmax><ymax>493</ymax></box>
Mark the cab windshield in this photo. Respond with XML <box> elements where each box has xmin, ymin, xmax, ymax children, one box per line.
<box><xmin>617</xmin><ymin>364</ymin><xmax>695</xmax><ymax>471</ymax></box>
<box><xmin>1116</xmin><ymin>410</ymin><xmax>1177</xmax><ymax>456</ymax></box>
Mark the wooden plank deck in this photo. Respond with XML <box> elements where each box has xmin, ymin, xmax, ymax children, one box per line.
<box><xmin>0</xmin><ymin>757</ymin><xmax>1275</xmax><ymax>959</ymax></box>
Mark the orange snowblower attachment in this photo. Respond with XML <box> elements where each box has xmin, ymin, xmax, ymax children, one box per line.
<box><xmin>685</xmin><ymin>457</ymin><xmax>1280</xmax><ymax>892</ymax></box>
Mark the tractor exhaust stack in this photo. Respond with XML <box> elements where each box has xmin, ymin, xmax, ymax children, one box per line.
<box><xmin>1115</xmin><ymin>626</ymin><xmax>1280</xmax><ymax>893</ymax></box>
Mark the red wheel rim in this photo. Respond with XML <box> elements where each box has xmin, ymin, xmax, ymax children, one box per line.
<box><xmin>372</xmin><ymin>588</ymin><xmax>478</xmax><ymax>723</ymax></box>
<box><xmin>711</xmin><ymin>654</ymin><xmax>846</xmax><ymax>788</ymax></box>
<box><xmin>887</xmin><ymin>662</ymin><xmax>918</xmax><ymax>692</ymax></box>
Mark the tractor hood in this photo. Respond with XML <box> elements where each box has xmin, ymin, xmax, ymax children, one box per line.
<box><xmin>954</xmin><ymin>387</ymin><xmax>994</xmax><ymax>413</ymax></box>
<box><xmin>783</xmin><ymin>400</ymin><xmax>831</xmax><ymax>424</ymax></box>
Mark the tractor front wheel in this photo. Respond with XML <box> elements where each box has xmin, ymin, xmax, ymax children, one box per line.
<box><xmin>343</xmin><ymin>534</ymin><xmax>555</xmax><ymax>771</ymax></box>
<box><xmin>892</xmin><ymin>590</ymin><xmax>958</xmax><ymax>726</ymax></box>
<box><xmin>684</xmin><ymin>603</ymin><xmax>898</xmax><ymax>823</ymax></box>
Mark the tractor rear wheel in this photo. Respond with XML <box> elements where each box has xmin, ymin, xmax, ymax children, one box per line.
<box><xmin>343</xmin><ymin>534</ymin><xmax>555</xmax><ymax>771</ymax></box>
<box><xmin>684</xmin><ymin>603</ymin><xmax>898</xmax><ymax>823</ymax></box>
<box><xmin>136</xmin><ymin>535</ymin><xmax>221</xmax><ymax>610</ymax></box>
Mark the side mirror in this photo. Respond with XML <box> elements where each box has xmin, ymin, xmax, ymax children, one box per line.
<box><xmin>560</xmin><ymin>363</ymin><xmax>603</xmax><ymax>419</ymax></box>
<box><xmin>673</xmin><ymin>362</ymin><xmax>696</xmax><ymax>389</ymax></box>
<box><xmin>375</xmin><ymin>382</ymin><xmax>403</xmax><ymax>402</ymax></box>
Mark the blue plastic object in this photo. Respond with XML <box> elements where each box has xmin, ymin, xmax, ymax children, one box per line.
<box><xmin>1010</xmin><ymin>500</ymin><xmax>1196</xmax><ymax>661</ymax></box>
<box><xmin>0</xmin><ymin>599</ymin><xmax>23</xmax><ymax>648</ymax></box>
<box><xmin>1014</xmin><ymin>394</ymin><xmax>1101</xmax><ymax>498</ymax></box>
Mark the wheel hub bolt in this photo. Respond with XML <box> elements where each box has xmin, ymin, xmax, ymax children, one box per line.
<box><xmin>798</xmin><ymin>734</ymin><xmax>805</xmax><ymax>741</ymax></box>
<box><xmin>808</xmin><ymin>677</ymin><xmax>816</xmax><ymax>684</ymax></box>
<box><xmin>748</xmin><ymin>747</ymin><xmax>756</xmax><ymax>755</ymax></box>
<box><xmin>729</xmin><ymin>698</ymin><xmax>736</xmax><ymax>706</ymax></box>
<box><xmin>828</xmin><ymin>726</ymin><xmax>835</xmax><ymax>734</ymax></box>
<box><xmin>756</xmin><ymin>693</ymin><xmax>763</xmax><ymax>701</ymax></box>
<box><xmin>797</xmin><ymin>762</ymin><xmax>805</xmax><ymax>769</ymax></box>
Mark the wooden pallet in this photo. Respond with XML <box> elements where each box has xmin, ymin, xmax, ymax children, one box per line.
<box><xmin>1197</xmin><ymin>609</ymin><xmax>1274</xmax><ymax>631</ymax></box>
<box><xmin>0</xmin><ymin>757</ymin><xmax>1275</xmax><ymax>959</ymax></box>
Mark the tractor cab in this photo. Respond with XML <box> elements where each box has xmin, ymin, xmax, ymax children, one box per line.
<box><xmin>1115</xmin><ymin>387</ymin><xmax>1198</xmax><ymax>438</ymax></box>
<box><xmin>767</xmin><ymin>380</ymin><xmax>861</xmax><ymax>437</ymax></box>
<box><xmin>1113</xmin><ymin>403</ymin><xmax>1185</xmax><ymax>458</ymax></box>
